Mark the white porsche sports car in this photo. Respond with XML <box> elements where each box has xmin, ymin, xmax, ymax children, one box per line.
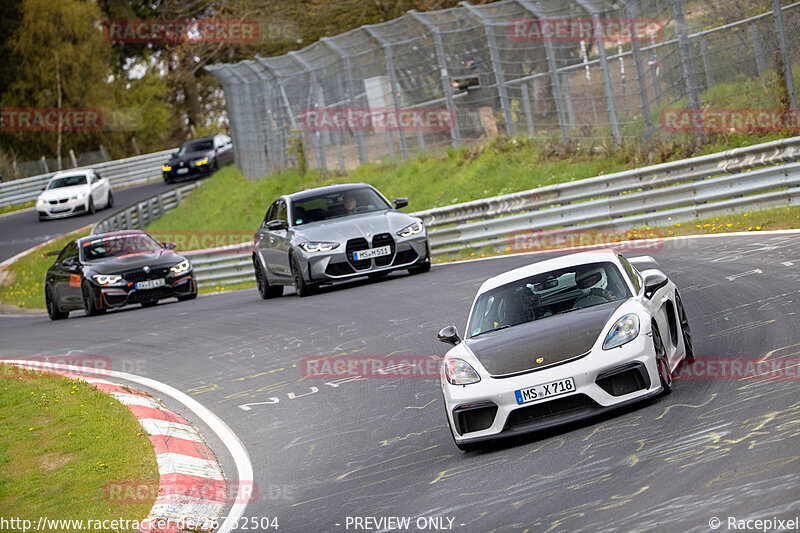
<box><xmin>37</xmin><ymin>169</ymin><xmax>114</xmax><ymax>221</ymax></box>
<box><xmin>437</xmin><ymin>250</ymin><xmax>693</xmax><ymax>451</ymax></box>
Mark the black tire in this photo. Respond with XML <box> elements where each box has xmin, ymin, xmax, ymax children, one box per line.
<box><xmin>81</xmin><ymin>281</ymin><xmax>103</xmax><ymax>316</ymax></box>
<box><xmin>254</xmin><ymin>258</ymin><xmax>283</xmax><ymax>299</ymax></box>
<box><xmin>675</xmin><ymin>291</ymin><xmax>694</xmax><ymax>363</ymax></box>
<box><xmin>141</xmin><ymin>300</ymin><xmax>158</xmax><ymax>308</ymax></box>
<box><xmin>46</xmin><ymin>286</ymin><xmax>68</xmax><ymax>320</ymax></box>
<box><xmin>653</xmin><ymin>322</ymin><xmax>672</xmax><ymax>396</ymax></box>
<box><xmin>87</xmin><ymin>198</ymin><xmax>95</xmax><ymax>215</ymax></box>
<box><xmin>106</xmin><ymin>190</ymin><xmax>114</xmax><ymax>209</ymax></box>
<box><xmin>409</xmin><ymin>261</ymin><xmax>431</xmax><ymax>275</ymax></box>
<box><xmin>291</xmin><ymin>254</ymin><xmax>313</xmax><ymax>297</ymax></box>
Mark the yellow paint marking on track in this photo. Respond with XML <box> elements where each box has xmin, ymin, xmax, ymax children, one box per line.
<box><xmin>520</xmin><ymin>437</ymin><xmax>565</xmax><ymax>459</ymax></box>
<box><xmin>708</xmin><ymin>320</ymin><xmax>776</xmax><ymax>338</ymax></box>
<box><xmin>541</xmin><ymin>513</ymin><xmax>587</xmax><ymax>533</ymax></box>
<box><xmin>233</xmin><ymin>368</ymin><xmax>286</xmax><ymax>381</ymax></box>
<box><xmin>704</xmin><ymin>456</ymin><xmax>800</xmax><ymax>488</ymax></box>
<box><xmin>336</xmin><ymin>445</ymin><xmax>440</xmax><ymax>481</ymax></box>
<box><xmin>307</xmin><ymin>444</ymin><xmax>315</xmax><ymax>456</ymax></box>
<box><xmin>383</xmin><ymin>349</ymin><xmax>414</xmax><ymax>358</ymax></box>
<box><xmin>655</xmin><ymin>393</ymin><xmax>718</xmax><ymax>420</ymax></box>
<box><xmin>380</xmin><ymin>427</ymin><xmax>440</xmax><ymax>447</ymax></box>
<box><xmin>595</xmin><ymin>485</ymin><xmax>649</xmax><ymax>511</ymax></box>
<box><xmin>404</xmin><ymin>399</ymin><xmax>436</xmax><ymax>410</ymax></box>
<box><xmin>187</xmin><ymin>383</ymin><xmax>221</xmax><ymax>394</ymax></box>
<box><xmin>759</xmin><ymin>342</ymin><xmax>800</xmax><ymax>363</ymax></box>
<box><xmin>429</xmin><ymin>458</ymin><xmax>507</xmax><ymax>485</ymax></box>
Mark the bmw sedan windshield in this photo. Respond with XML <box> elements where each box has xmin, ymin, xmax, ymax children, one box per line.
<box><xmin>81</xmin><ymin>234</ymin><xmax>163</xmax><ymax>260</ymax></box>
<box><xmin>467</xmin><ymin>261</ymin><xmax>631</xmax><ymax>338</ymax></box>
<box><xmin>177</xmin><ymin>139</ymin><xmax>213</xmax><ymax>155</ymax></box>
<box><xmin>47</xmin><ymin>175</ymin><xmax>87</xmax><ymax>189</ymax></box>
<box><xmin>291</xmin><ymin>187</ymin><xmax>393</xmax><ymax>226</ymax></box>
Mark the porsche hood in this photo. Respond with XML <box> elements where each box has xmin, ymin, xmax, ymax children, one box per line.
<box><xmin>464</xmin><ymin>301</ymin><xmax>624</xmax><ymax>376</ymax></box>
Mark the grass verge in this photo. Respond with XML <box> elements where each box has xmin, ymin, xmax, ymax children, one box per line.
<box><xmin>0</xmin><ymin>201</ymin><xmax>35</xmax><ymax>215</ymax></box>
<box><xmin>0</xmin><ymin>228</ymin><xmax>91</xmax><ymax>309</ymax></box>
<box><xmin>0</xmin><ymin>364</ymin><xmax>158</xmax><ymax>532</ymax></box>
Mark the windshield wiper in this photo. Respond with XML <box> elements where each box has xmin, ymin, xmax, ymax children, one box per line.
<box><xmin>471</xmin><ymin>324</ymin><xmax>512</xmax><ymax>338</ymax></box>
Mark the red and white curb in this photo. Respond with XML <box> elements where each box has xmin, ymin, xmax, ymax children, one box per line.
<box><xmin>8</xmin><ymin>364</ymin><xmax>226</xmax><ymax>533</ymax></box>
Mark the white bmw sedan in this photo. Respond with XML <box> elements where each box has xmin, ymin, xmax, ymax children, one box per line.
<box><xmin>437</xmin><ymin>250</ymin><xmax>693</xmax><ymax>451</ymax></box>
<box><xmin>37</xmin><ymin>169</ymin><xmax>114</xmax><ymax>221</ymax></box>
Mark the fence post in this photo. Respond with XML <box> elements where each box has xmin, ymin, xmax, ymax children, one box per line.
<box><xmin>364</xmin><ymin>25</ymin><xmax>410</xmax><ymax>160</ymax></box>
<box><xmin>321</xmin><ymin>38</ymin><xmax>369</xmax><ymax>164</ymax></box>
<box><xmin>772</xmin><ymin>0</ymin><xmax>799</xmax><ymax>111</ymax></box>
<box><xmin>561</xmin><ymin>72</ymin><xmax>576</xmax><ymax>130</ymax></box>
<box><xmin>672</xmin><ymin>0</ymin><xmax>702</xmax><ymax>144</ymax></box>
<box><xmin>700</xmin><ymin>38</ymin><xmax>714</xmax><ymax>89</ymax></box>
<box><xmin>40</xmin><ymin>157</ymin><xmax>49</xmax><ymax>174</ymax></box>
<box><xmin>521</xmin><ymin>82</ymin><xmax>535</xmax><ymax>136</ymax></box>
<box><xmin>627</xmin><ymin>0</ymin><xmax>654</xmax><ymax>139</ymax></box>
<box><xmin>459</xmin><ymin>1</ymin><xmax>515</xmax><ymax>136</ymax></box>
<box><xmin>593</xmin><ymin>10</ymin><xmax>621</xmax><ymax>145</ymax></box>
<box><xmin>288</xmin><ymin>52</ymin><xmax>327</xmax><ymax>170</ymax></box>
<box><xmin>409</xmin><ymin>11</ymin><xmax>462</xmax><ymax>148</ymax></box>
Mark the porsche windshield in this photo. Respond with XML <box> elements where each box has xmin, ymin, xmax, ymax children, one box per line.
<box><xmin>47</xmin><ymin>175</ymin><xmax>87</xmax><ymax>189</ymax></box>
<box><xmin>81</xmin><ymin>234</ymin><xmax>162</xmax><ymax>260</ymax></box>
<box><xmin>467</xmin><ymin>261</ymin><xmax>631</xmax><ymax>338</ymax></box>
<box><xmin>291</xmin><ymin>188</ymin><xmax>392</xmax><ymax>226</ymax></box>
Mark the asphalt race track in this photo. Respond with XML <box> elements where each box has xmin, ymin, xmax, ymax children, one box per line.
<box><xmin>0</xmin><ymin>180</ymin><xmax>183</xmax><ymax>262</ymax></box>
<box><xmin>2</xmin><ymin>233</ymin><xmax>799</xmax><ymax>532</ymax></box>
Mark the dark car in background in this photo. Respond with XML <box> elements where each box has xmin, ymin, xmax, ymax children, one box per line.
<box><xmin>162</xmin><ymin>134</ymin><xmax>234</xmax><ymax>183</ymax></box>
<box><xmin>44</xmin><ymin>230</ymin><xmax>197</xmax><ymax>320</ymax></box>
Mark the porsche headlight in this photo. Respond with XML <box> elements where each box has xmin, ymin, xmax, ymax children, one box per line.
<box><xmin>195</xmin><ymin>157</ymin><xmax>209</xmax><ymax>166</ymax></box>
<box><xmin>299</xmin><ymin>241</ymin><xmax>340</xmax><ymax>253</ymax></box>
<box><xmin>162</xmin><ymin>164</ymin><xmax>172</xmax><ymax>172</ymax></box>
<box><xmin>170</xmin><ymin>259</ymin><xmax>191</xmax><ymax>274</ymax></box>
<box><xmin>444</xmin><ymin>358</ymin><xmax>481</xmax><ymax>385</ymax></box>
<box><xmin>93</xmin><ymin>274</ymin><xmax>123</xmax><ymax>286</ymax></box>
<box><xmin>603</xmin><ymin>314</ymin><xmax>640</xmax><ymax>350</ymax></box>
<box><xmin>396</xmin><ymin>221</ymin><xmax>423</xmax><ymax>237</ymax></box>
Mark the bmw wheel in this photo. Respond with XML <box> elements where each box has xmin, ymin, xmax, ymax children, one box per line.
<box><xmin>87</xmin><ymin>198</ymin><xmax>95</xmax><ymax>215</ymax></box>
<box><xmin>254</xmin><ymin>257</ymin><xmax>283</xmax><ymax>299</ymax></box>
<box><xmin>106</xmin><ymin>190</ymin><xmax>114</xmax><ymax>209</ymax></box>
<box><xmin>46</xmin><ymin>286</ymin><xmax>68</xmax><ymax>320</ymax></box>
<box><xmin>291</xmin><ymin>254</ymin><xmax>314</xmax><ymax>297</ymax></box>
<box><xmin>82</xmin><ymin>281</ymin><xmax>103</xmax><ymax>316</ymax></box>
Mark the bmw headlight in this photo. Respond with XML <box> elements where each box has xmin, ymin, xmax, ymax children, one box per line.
<box><xmin>397</xmin><ymin>221</ymin><xmax>423</xmax><ymax>237</ymax></box>
<box><xmin>72</xmin><ymin>193</ymin><xmax>85</xmax><ymax>200</ymax></box>
<box><xmin>170</xmin><ymin>259</ymin><xmax>191</xmax><ymax>274</ymax></box>
<box><xmin>195</xmin><ymin>157</ymin><xmax>209</xmax><ymax>166</ymax></box>
<box><xmin>444</xmin><ymin>358</ymin><xmax>481</xmax><ymax>385</ymax></box>
<box><xmin>162</xmin><ymin>164</ymin><xmax>172</xmax><ymax>172</ymax></box>
<box><xmin>37</xmin><ymin>198</ymin><xmax>45</xmax><ymax>205</ymax></box>
<box><xmin>299</xmin><ymin>241</ymin><xmax>340</xmax><ymax>253</ymax></box>
<box><xmin>93</xmin><ymin>274</ymin><xmax>123</xmax><ymax>286</ymax></box>
<box><xmin>603</xmin><ymin>314</ymin><xmax>640</xmax><ymax>350</ymax></box>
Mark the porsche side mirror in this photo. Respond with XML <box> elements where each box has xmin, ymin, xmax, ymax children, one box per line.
<box><xmin>393</xmin><ymin>197</ymin><xmax>408</xmax><ymax>209</ymax></box>
<box><xmin>643</xmin><ymin>271</ymin><xmax>668</xmax><ymax>299</ymax></box>
<box><xmin>438</xmin><ymin>325</ymin><xmax>461</xmax><ymax>346</ymax></box>
<box><xmin>266</xmin><ymin>219</ymin><xmax>287</xmax><ymax>231</ymax></box>
<box><xmin>162</xmin><ymin>241</ymin><xmax>177</xmax><ymax>250</ymax></box>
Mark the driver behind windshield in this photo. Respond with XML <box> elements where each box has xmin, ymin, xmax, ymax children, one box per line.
<box><xmin>343</xmin><ymin>192</ymin><xmax>357</xmax><ymax>215</ymax></box>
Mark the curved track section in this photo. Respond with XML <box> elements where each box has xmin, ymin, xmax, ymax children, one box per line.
<box><xmin>2</xmin><ymin>233</ymin><xmax>799</xmax><ymax>531</ymax></box>
<box><xmin>0</xmin><ymin>180</ymin><xmax>183</xmax><ymax>262</ymax></box>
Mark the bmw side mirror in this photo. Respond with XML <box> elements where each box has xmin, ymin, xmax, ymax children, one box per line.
<box><xmin>438</xmin><ymin>325</ymin><xmax>461</xmax><ymax>346</ymax></box>
<box><xmin>266</xmin><ymin>219</ymin><xmax>287</xmax><ymax>231</ymax></box>
<box><xmin>643</xmin><ymin>271</ymin><xmax>668</xmax><ymax>299</ymax></box>
<box><xmin>162</xmin><ymin>241</ymin><xmax>177</xmax><ymax>250</ymax></box>
<box><xmin>393</xmin><ymin>197</ymin><xmax>408</xmax><ymax>209</ymax></box>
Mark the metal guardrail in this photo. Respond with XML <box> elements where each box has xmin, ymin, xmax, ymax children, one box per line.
<box><xmin>0</xmin><ymin>149</ymin><xmax>176</xmax><ymax>208</ymax></box>
<box><xmin>92</xmin><ymin>181</ymin><xmax>201</xmax><ymax>235</ymax></box>
<box><xmin>88</xmin><ymin>136</ymin><xmax>800</xmax><ymax>288</ymax></box>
